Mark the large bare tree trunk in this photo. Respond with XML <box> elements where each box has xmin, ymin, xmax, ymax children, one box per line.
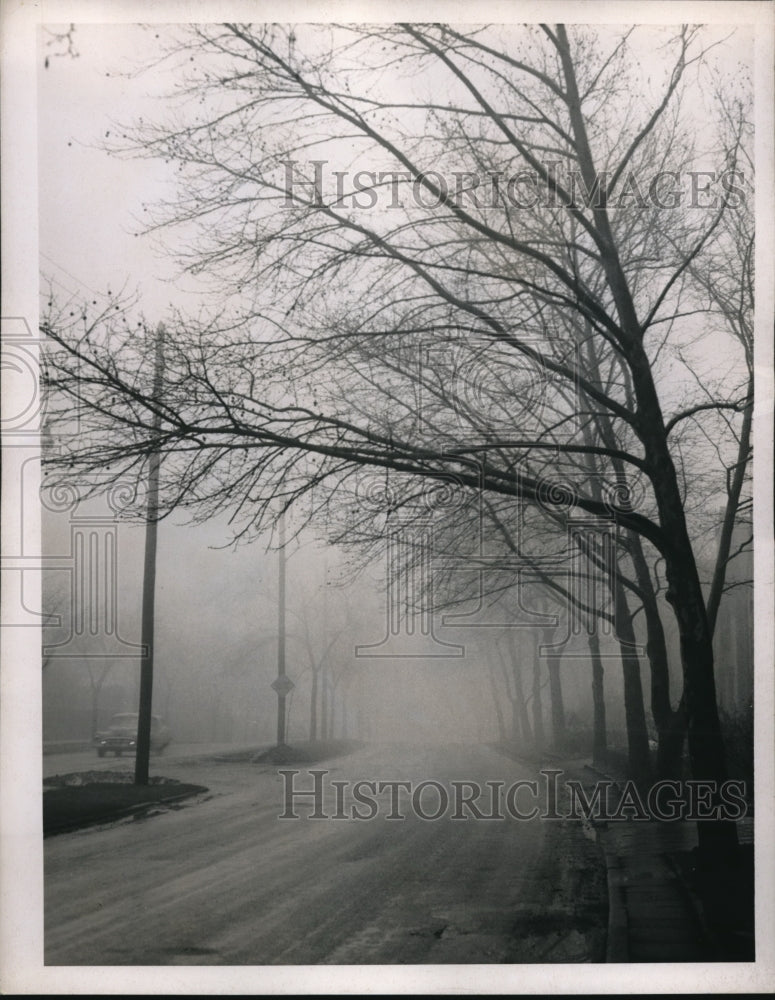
<box><xmin>629</xmin><ymin>534</ymin><xmax>686</xmax><ymax>778</ymax></box>
<box><xmin>706</xmin><ymin>398</ymin><xmax>753</xmax><ymax>637</ymax></box>
<box><xmin>635</xmin><ymin>358</ymin><xmax>737</xmax><ymax>855</ymax></box>
<box><xmin>613</xmin><ymin>578</ymin><xmax>652</xmax><ymax>785</ymax></box>
<box><xmin>557</xmin><ymin>25</ymin><xmax>735</xmax><ymax>855</ymax></box>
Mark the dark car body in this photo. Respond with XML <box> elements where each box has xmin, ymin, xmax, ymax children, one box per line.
<box><xmin>94</xmin><ymin>713</ymin><xmax>171</xmax><ymax>757</ymax></box>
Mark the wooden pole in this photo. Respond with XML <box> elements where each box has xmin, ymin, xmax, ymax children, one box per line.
<box><xmin>135</xmin><ymin>324</ymin><xmax>164</xmax><ymax>785</ymax></box>
<box><xmin>276</xmin><ymin>511</ymin><xmax>287</xmax><ymax>746</ymax></box>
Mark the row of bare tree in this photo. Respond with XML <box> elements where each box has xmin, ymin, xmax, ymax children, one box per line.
<box><xmin>42</xmin><ymin>23</ymin><xmax>752</xmax><ymax>857</ymax></box>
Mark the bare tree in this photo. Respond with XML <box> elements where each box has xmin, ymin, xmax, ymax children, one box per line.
<box><xmin>42</xmin><ymin>23</ymin><xmax>753</xmax><ymax>857</ymax></box>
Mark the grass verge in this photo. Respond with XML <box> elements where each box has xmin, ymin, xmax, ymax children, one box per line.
<box><xmin>43</xmin><ymin>777</ymin><xmax>208</xmax><ymax>836</ymax></box>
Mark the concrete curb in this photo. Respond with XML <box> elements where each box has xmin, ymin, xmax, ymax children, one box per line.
<box><xmin>580</xmin><ymin>762</ymin><xmax>630</xmax><ymax>962</ymax></box>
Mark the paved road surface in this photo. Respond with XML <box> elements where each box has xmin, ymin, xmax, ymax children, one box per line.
<box><xmin>44</xmin><ymin>743</ymin><xmax>606</xmax><ymax>965</ymax></box>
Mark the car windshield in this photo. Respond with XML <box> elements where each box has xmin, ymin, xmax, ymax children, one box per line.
<box><xmin>108</xmin><ymin>714</ymin><xmax>164</xmax><ymax>727</ymax></box>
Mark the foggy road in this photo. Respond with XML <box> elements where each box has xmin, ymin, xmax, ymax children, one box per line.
<box><xmin>44</xmin><ymin>743</ymin><xmax>607</xmax><ymax>965</ymax></box>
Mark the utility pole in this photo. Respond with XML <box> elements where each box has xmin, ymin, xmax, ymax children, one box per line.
<box><xmin>272</xmin><ymin>511</ymin><xmax>294</xmax><ymax>745</ymax></box>
<box><xmin>135</xmin><ymin>324</ymin><xmax>164</xmax><ymax>785</ymax></box>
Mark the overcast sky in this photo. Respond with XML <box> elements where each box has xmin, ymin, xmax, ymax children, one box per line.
<box><xmin>39</xmin><ymin>24</ymin><xmax>191</xmax><ymax>316</ymax></box>
<box><xmin>38</xmin><ymin>20</ymin><xmax>754</xmax><ymax>317</ymax></box>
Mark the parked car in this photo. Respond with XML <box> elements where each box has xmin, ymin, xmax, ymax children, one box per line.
<box><xmin>94</xmin><ymin>713</ymin><xmax>171</xmax><ymax>757</ymax></box>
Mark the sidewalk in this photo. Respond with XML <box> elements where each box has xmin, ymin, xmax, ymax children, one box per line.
<box><xmin>578</xmin><ymin>763</ymin><xmax>755</xmax><ymax>963</ymax></box>
<box><xmin>492</xmin><ymin>744</ymin><xmax>756</xmax><ymax>962</ymax></box>
<box><xmin>602</xmin><ymin>818</ymin><xmax>707</xmax><ymax>961</ymax></box>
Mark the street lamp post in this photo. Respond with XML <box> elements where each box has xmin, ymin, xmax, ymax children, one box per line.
<box><xmin>271</xmin><ymin>511</ymin><xmax>294</xmax><ymax>746</ymax></box>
